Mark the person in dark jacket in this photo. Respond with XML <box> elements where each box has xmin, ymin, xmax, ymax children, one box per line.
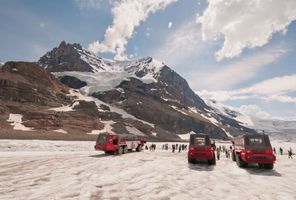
<box><xmin>279</xmin><ymin>147</ymin><xmax>283</xmax><ymax>155</ymax></box>
<box><xmin>288</xmin><ymin>148</ymin><xmax>293</xmax><ymax>159</ymax></box>
<box><xmin>172</xmin><ymin>144</ymin><xmax>175</xmax><ymax>153</ymax></box>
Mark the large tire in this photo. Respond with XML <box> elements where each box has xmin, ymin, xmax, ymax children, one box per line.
<box><xmin>263</xmin><ymin>163</ymin><xmax>274</xmax><ymax>170</ymax></box>
<box><xmin>136</xmin><ymin>145</ymin><xmax>142</xmax><ymax>152</ymax></box>
<box><xmin>208</xmin><ymin>153</ymin><xmax>216</xmax><ymax>165</ymax></box>
<box><xmin>188</xmin><ymin>157</ymin><xmax>195</xmax><ymax>164</ymax></box>
<box><xmin>232</xmin><ymin>151</ymin><xmax>236</xmax><ymax>161</ymax></box>
<box><xmin>212</xmin><ymin>156</ymin><xmax>216</xmax><ymax>165</ymax></box>
<box><xmin>117</xmin><ymin>147</ymin><xmax>123</xmax><ymax>155</ymax></box>
<box><xmin>123</xmin><ymin>146</ymin><xmax>128</xmax><ymax>154</ymax></box>
<box><xmin>235</xmin><ymin>153</ymin><xmax>247</xmax><ymax>168</ymax></box>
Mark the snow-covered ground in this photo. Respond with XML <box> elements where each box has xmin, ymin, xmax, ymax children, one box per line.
<box><xmin>0</xmin><ymin>139</ymin><xmax>295</xmax><ymax>200</ymax></box>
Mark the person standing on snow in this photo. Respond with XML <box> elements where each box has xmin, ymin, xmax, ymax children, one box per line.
<box><xmin>288</xmin><ymin>148</ymin><xmax>293</xmax><ymax>159</ymax></box>
<box><xmin>279</xmin><ymin>147</ymin><xmax>283</xmax><ymax>155</ymax></box>
<box><xmin>217</xmin><ymin>148</ymin><xmax>220</xmax><ymax>160</ymax></box>
<box><xmin>273</xmin><ymin>147</ymin><xmax>276</xmax><ymax>154</ymax></box>
<box><xmin>211</xmin><ymin>140</ymin><xmax>216</xmax><ymax>150</ymax></box>
<box><xmin>179</xmin><ymin>145</ymin><xmax>181</xmax><ymax>153</ymax></box>
<box><xmin>172</xmin><ymin>144</ymin><xmax>175</xmax><ymax>153</ymax></box>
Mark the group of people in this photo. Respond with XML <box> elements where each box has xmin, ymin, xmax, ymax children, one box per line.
<box><xmin>144</xmin><ymin>143</ymin><xmax>188</xmax><ymax>152</ymax></box>
<box><xmin>273</xmin><ymin>147</ymin><xmax>293</xmax><ymax>158</ymax></box>
<box><xmin>146</xmin><ymin>144</ymin><xmax>157</xmax><ymax>151</ymax></box>
<box><xmin>171</xmin><ymin>143</ymin><xmax>188</xmax><ymax>153</ymax></box>
<box><xmin>215</xmin><ymin>145</ymin><xmax>232</xmax><ymax>160</ymax></box>
<box><xmin>144</xmin><ymin>142</ymin><xmax>294</xmax><ymax>159</ymax></box>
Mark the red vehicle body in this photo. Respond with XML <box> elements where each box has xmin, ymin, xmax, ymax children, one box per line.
<box><xmin>94</xmin><ymin>133</ymin><xmax>146</xmax><ymax>155</ymax></box>
<box><xmin>188</xmin><ymin>134</ymin><xmax>216</xmax><ymax>165</ymax></box>
<box><xmin>232</xmin><ymin>134</ymin><xmax>276</xmax><ymax>169</ymax></box>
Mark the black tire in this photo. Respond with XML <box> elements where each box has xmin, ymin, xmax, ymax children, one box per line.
<box><xmin>117</xmin><ymin>147</ymin><xmax>123</xmax><ymax>155</ymax></box>
<box><xmin>188</xmin><ymin>157</ymin><xmax>195</xmax><ymax>164</ymax></box>
<box><xmin>263</xmin><ymin>163</ymin><xmax>274</xmax><ymax>170</ymax></box>
<box><xmin>123</xmin><ymin>146</ymin><xmax>128</xmax><ymax>154</ymax></box>
<box><xmin>235</xmin><ymin>153</ymin><xmax>247</xmax><ymax>168</ymax></box>
<box><xmin>212</xmin><ymin>156</ymin><xmax>216</xmax><ymax>165</ymax></box>
<box><xmin>232</xmin><ymin>151</ymin><xmax>236</xmax><ymax>161</ymax></box>
<box><xmin>208</xmin><ymin>153</ymin><xmax>216</xmax><ymax>165</ymax></box>
<box><xmin>136</xmin><ymin>145</ymin><xmax>142</xmax><ymax>152</ymax></box>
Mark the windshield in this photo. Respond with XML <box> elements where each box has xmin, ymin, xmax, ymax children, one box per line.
<box><xmin>190</xmin><ymin>135</ymin><xmax>210</xmax><ymax>146</ymax></box>
<box><xmin>245</xmin><ymin>135</ymin><xmax>271</xmax><ymax>148</ymax></box>
<box><xmin>96</xmin><ymin>134</ymin><xmax>108</xmax><ymax>144</ymax></box>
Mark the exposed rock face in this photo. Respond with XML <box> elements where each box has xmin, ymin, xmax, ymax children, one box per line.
<box><xmin>38</xmin><ymin>41</ymin><xmax>94</xmax><ymax>72</ymax></box>
<box><xmin>59</xmin><ymin>76</ymin><xmax>87</xmax><ymax>89</ymax></box>
<box><xmin>0</xmin><ymin>61</ymin><xmax>70</xmax><ymax>107</ymax></box>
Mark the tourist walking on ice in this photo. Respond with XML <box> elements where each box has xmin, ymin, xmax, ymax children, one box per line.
<box><xmin>279</xmin><ymin>147</ymin><xmax>283</xmax><ymax>155</ymax></box>
<box><xmin>288</xmin><ymin>148</ymin><xmax>293</xmax><ymax>159</ymax></box>
<box><xmin>216</xmin><ymin>148</ymin><xmax>220</xmax><ymax>160</ymax></box>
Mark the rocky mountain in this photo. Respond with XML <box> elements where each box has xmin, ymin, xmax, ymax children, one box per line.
<box><xmin>37</xmin><ymin>41</ymin><xmax>256</xmax><ymax>140</ymax></box>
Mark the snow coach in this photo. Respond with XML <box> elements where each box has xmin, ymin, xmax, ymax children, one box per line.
<box><xmin>188</xmin><ymin>134</ymin><xmax>216</xmax><ymax>165</ymax></box>
<box><xmin>94</xmin><ymin>133</ymin><xmax>146</xmax><ymax>155</ymax></box>
<box><xmin>232</xmin><ymin>134</ymin><xmax>276</xmax><ymax>169</ymax></box>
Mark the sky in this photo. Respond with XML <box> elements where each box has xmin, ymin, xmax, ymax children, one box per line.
<box><xmin>1</xmin><ymin>0</ymin><xmax>296</xmax><ymax>120</ymax></box>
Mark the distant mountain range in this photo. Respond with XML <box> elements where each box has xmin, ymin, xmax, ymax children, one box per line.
<box><xmin>1</xmin><ymin>41</ymin><xmax>257</xmax><ymax>141</ymax></box>
<box><xmin>202</xmin><ymin>98</ymin><xmax>296</xmax><ymax>142</ymax></box>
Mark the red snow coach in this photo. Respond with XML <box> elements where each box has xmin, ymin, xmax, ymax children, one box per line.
<box><xmin>188</xmin><ymin>134</ymin><xmax>216</xmax><ymax>165</ymax></box>
<box><xmin>94</xmin><ymin>133</ymin><xmax>146</xmax><ymax>155</ymax></box>
<box><xmin>232</xmin><ymin>134</ymin><xmax>276</xmax><ymax>169</ymax></box>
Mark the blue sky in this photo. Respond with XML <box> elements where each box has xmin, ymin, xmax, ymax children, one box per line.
<box><xmin>1</xmin><ymin>0</ymin><xmax>296</xmax><ymax>120</ymax></box>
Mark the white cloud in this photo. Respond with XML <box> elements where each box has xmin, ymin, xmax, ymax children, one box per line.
<box><xmin>247</xmin><ymin>74</ymin><xmax>296</xmax><ymax>95</ymax></box>
<box><xmin>39</xmin><ymin>22</ymin><xmax>45</xmax><ymax>28</ymax></box>
<box><xmin>197</xmin><ymin>73</ymin><xmax>296</xmax><ymax>105</ymax></box>
<box><xmin>192</xmin><ymin>47</ymin><xmax>285</xmax><ymax>90</ymax></box>
<box><xmin>74</xmin><ymin>0</ymin><xmax>108</xmax><ymax>11</ymax></box>
<box><xmin>168</xmin><ymin>21</ymin><xmax>173</xmax><ymax>29</ymax></box>
<box><xmin>152</xmin><ymin>21</ymin><xmax>209</xmax><ymax>66</ymax></box>
<box><xmin>88</xmin><ymin>0</ymin><xmax>177</xmax><ymax>60</ymax></box>
<box><xmin>237</xmin><ymin>105</ymin><xmax>271</xmax><ymax>119</ymax></box>
<box><xmin>198</xmin><ymin>0</ymin><xmax>296</xmax><ymax>61</ymax></box>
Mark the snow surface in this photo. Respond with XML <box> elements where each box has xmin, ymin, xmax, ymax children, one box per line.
<box><xmin>178</xmin><ymin>131</ymin><xmax>196</xmax><ymax>140</ymax></box>
<box><xmin>53</xmin><ymin>55</ymin><xmax>165</xmax><ymax>94</ymax></box>
<box><xmin>87</xmin><ymin>121</ymin><xmax>116</xmax><ymax>135</ymax></box>
<box><xmin>7</xmin><ymin>114</ymin><xmax>32</xmax><ymax>131</ymax></box>
<box><xmin>126</xmin><ymin>126</ymin><xmax>146</xmax><ymax>136</ymax></box>
<box><xmin>0</xmin><ymin>139</ymin><xmax>295</xmax><ymax>200</ymax></box>
<box><xmin>202</xmin><ymin>99</ymin><xmax>254</xmax><ymax>127</ymax></box>
<box><xmin>49</xmin><ymin>102</ymin><xmax>79</xmax><ymax>112</ymax></box>
<box><xmin>53</xmin><ymin>129</ymin><xmax>68</xmax><ymax>134</ymax></box>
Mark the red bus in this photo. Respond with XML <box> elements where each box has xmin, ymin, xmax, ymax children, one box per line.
<box><xmin>188</xmin><ymin>134</ymin><xmax>216</xmax><ymax>165</ymax></box>
<box><xmin>232</xmin><ymin>134</ymin><xmax>276</xmax><ymax>169</ymax></box>
<box><xmin>94</xmin><ymin>133</ymin><xmax>146</xmax><ymax>155</ymax></box>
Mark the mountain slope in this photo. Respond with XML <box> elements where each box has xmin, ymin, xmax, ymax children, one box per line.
<box><xmin>201</xmin><ymin>98</ymin><xmax>296</xmax><ymax>142</ymax></box>
<box><xmin>37</xmin><ymin>41</ymin><xmax>256</xmax><ymax>140</ymax></box>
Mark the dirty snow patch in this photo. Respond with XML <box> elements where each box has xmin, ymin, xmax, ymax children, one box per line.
<box><xmin>221</xmin><ymin>128</ymin><xmax>233</xmax><ymax>138</ymax></box>
<box><xmin>178</xmin><ymin>131</ymin><xmax>196</xmax><ymax>140</ymax></box>
<box><xmin>7</xmin><ymin>114</ymin><xmax>32</xmax><ymax>131</ymax></box>
<box><xmin>53</xmin><ymin>129</ymin><xmax>68</xmax><ymax>134</ymax></box>
<box><xmin>126</xmin><ymin>126</ymin><xmax>146</xmax><ymax>136</ymax></box>
<box><xmin>88</xmin><ymin>121</ymin><xmax>116</xmax><ymax>135</ymax></box>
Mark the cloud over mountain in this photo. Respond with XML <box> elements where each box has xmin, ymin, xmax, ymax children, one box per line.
<box><xmin>198</xmin><ymin>0</ymin><xmax>296</xmax><ymax>60</ymax></box>
<box><xmin>88</xmin><ymin>0</ymin><xmax>177</xmax><ymax>60</ymax></box>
